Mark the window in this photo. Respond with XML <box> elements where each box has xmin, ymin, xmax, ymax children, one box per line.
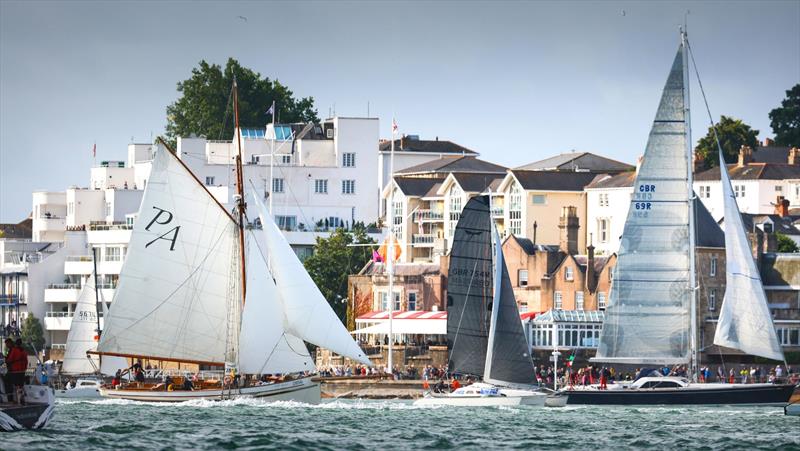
<box><xmin>708</xmin><ymin>288</ymin><xmax>717</xmax><ymax>311</ymax></box>
<box><xmin>576</xmin><ymin>291</ymin><xmax>584</xmax><ymax>311</ymax></box>
<box><xmin>205</xmin><ymin>176</ymin><xmax>215</xmax><ymax>186</ymax></box>
<box><xmin>598</xmin><ymin>218</ymin><xmax>609</xmax><ymax>243</ymax></box>
<box><xmin>775</xmin><ymin>185</ymin><xmax>783</xmax><ymax>192</ymax></box>
<box><xmin>68</xmin><ymin>202</ymin><xmax>74</xmax><ymax>216</ymax></box>
<box><xmin>342</xmin><ymin>179</ymin><xmax>356</xmax><ymax>194</ymax></box>
<box><xmin>105</xmin><ymin>202</ymin><xmax>112</xmax><ymax>217</ymax></box>
<box><xmin>342</xmin><ymin>152</ymin><xmax>356</xmax><ymax>167</ymax></box>
<box><xmin>554</xmin><ymin>291</ymin><xmax>563</xmax><ymax>310</ymax></box>
<box><xmin>509</xmin><ymin>183</ymin><xmax>522</xmax><ymax>235</ymax></box>
<box><xmin>449</xmin><ymin>186</ymin><xmax>463</xmax><ymax>237</ymax></box>
<box><xmin>598</xmin><ymin>292</ymin><xmax>607</xmax><ymax>310</ymax></box>
<box><xmin>710</xmin><ymin>255</ymin><xmax>717</xmax><ymax>277</ymax></box>
<box><xmin>392</xmin><ymin>201</ymin><xmax>404</xmax><ymax>238</ymax></box>
<box><xmin>565</xmin><ymin>267</ymin><xmax>574</xmax><ymax>281</ymax></box>
<box><xmin>734</xmin><ymin>184</ymin><xmax>745</xmax><ymax>198</ymax></box>
<box><xmin>276</xmin><ymin>215</ymin><xmax>297</xmax><ymax>231</ymax></box>
<box><xmin>609</xmin><ymin>267</ymin><xmax>614</xmax><ymax>283</ymax></box>
<box><xmin>532</xmin><ymin>194</ymin><xmax>546</xmax><ymax>205</ymax></box>
<box><xmin>280</xmin><ymin>154</ymin><xmax>292</xmax><ymax>165</ymax></box>
<box><xmin>105</xmin><ymin>246</ymin><xmax>121</xmax><ymax>262</ymax></box>
<box><xmin>273</xmin><ymin>178</ymin><xmax>285</xmax><ymax>193</ymax></box>
<box><xmin>408</xmin><ymin>292</ymin><xmax>417</xmax><ymax>311</ymax></box>
<box><xmin>314</xmin><ymin>179</ymin><xmax>328</xmax><ymax>194</ymax></box>
<box><xmin>509</xmin><ymin>211</ymin><xmax>522</xmax><ymax>236</ymax></box>
<box><xmin>126</xmin><ymin>216</ymin><xmax>134</xmax><ymax>227</ymax></box>
<box><xmin>599</xmin><ymin>193</ymin><xmax>609</xmax><ymax>207</ymax></box>
<box><xmin>699</xmin><ymin>185</ymin><xmax>710</xmax><ymax>198</ymax></box>
<box><xmin>518</xmin><ymin>269</ymin><xmax>529</xmax><ymax>287</ymax></box>
<box><xmin>381</xmin><ymin>291</ymin><xmax>400</xmax><ymax>311</ymax></box>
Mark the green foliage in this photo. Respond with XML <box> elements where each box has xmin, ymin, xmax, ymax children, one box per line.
<box><xmin>20</xmin><ymin>314</ymin><xmax>45</xmax><ymax>355</ymax></box>
<box><xmin>695</xmin><ymin>116</ymin><xmax>759</xmax><ymax>169</ymax></box>
<box><xmin>769</xmin><ymin>84</ymin><xmax>800</xmax><ymax>147</ymax></box>
<box><xmin>776</xmin><ymin>232</ymin><xmax>799</xmax><ymax>253</ymax></box>
<box><xmin>303</xmin><ymin>226</ymin><xmax>375</xmax><ymax>323</ymax></box>
<box><xmin>164</xmin><ymin>58</ymin><xmax>319</xmax><ymax>147</ymax></box>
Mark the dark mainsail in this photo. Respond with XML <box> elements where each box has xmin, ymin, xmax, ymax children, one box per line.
<box><xmin>446</xmin><ymin>196</ymin><xmax>493</xmax><ymax>377</ymax></box>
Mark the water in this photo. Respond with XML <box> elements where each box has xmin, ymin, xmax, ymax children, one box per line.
<box><xmin>7</xmin><ymin>399</ymin><xmax>800</xmax><ymax>450</ymax></box>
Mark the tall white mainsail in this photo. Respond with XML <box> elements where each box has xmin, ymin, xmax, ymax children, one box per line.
<box><xmin>250</xmin><ymin>182</ymin><xmax>371</xmax><ymax>366</ymax></box>
<box><xmin>595</xmin><ymin>43</ymin><xmax>693</xmax><ymax>364</ymax></box>
<box><xmin>713</xmin><ymin>151</ymin><xmax>784</xmax><ymax>361</ymax></box>
<box><xmin>238</xmin><ymin>228</ymin><xmax>315</xmax><ymax>374</ymax></box>
<box><xmin>62</xmin><ymin>276</ymin><xmax>102</xmax><ymax>374</ymax></box>
<box><xmin>98</xmin><ymin>147</ymin><xmax>238</xmax><ymax>364</ymax></box>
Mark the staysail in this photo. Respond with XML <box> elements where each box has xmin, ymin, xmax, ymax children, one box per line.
<box><xmin>98</xmin><ymin>147</ymin><xmax>237</xmax><ymax>365</ymax></box>
<box><xmin>238</xmin><ymin>227</ymin><xmax>315</xmax><ymax>374</ymax></box>
<box><xmin>249</xmin><ymin>182</ymin><xmax>371</xmax><ymax>366</ymax></box>
<box><xmin>595</xmin><ymin>43</ymin><xmax>693</xmax><ymax>364</ymax></box>
<box><xmin>713</xmin><ymin>151</ymin><xmax>784</xmax><ymax>361</ymax></box>
<box><xmin>484</xmin><ymin>225</ymin><xmax>535</xmax><ymax>387</ymax></box>
<box><xmin>447</xmin><ymin>196</ymin><xmax>492</xmax><ymax>377</ymax></box>
<box><xmin>62</xmin><ymin>276</ymin><xmax>101</xmax><ymax>374</ymax></box>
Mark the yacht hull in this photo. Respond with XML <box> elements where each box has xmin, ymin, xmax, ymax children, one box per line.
<box><xmin>563</xmin><ymin>383</ymin><xmax>795</xmax><ymax>406</ymax></box>
<box><xmin>0</xmin><ymin>385</ymin><xmax>56</xmax><ymax>431</ymax></box>
<box><xmin>99</xmin><ymin>377</ymin><xmax>321</xmax><ymax>404</ymax></box>
<box><xmin>413</xmin><ymin>385</ymin><xmax>547</xmax><ymax>407</ymax></box>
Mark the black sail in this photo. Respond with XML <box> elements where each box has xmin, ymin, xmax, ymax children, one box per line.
<box><xmin>446</xmin><ymin>196</ymin><xmax>492</xmax><ymax>377</ymax></box>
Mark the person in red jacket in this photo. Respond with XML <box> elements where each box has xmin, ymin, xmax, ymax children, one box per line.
<box><xmin>4</xmin><ymin>338</ymin><xmax>27</xmax><ymax>404</ymax></box>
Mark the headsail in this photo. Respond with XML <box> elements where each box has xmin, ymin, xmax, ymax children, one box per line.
<box><xmin>62</xmin><ymin>276</ymin><xmax>101</xmax><ymax>375</ymax></box>
<box><xmin>249</xmin><ymin>182</ymin><xmax>371</xmax><ymax>366</ymax></box>
<box><xmin>447</xmin><ymin>196</ymin><xmax>492</xmax><ymax>377</ymax></box>
<box><xmin>98</xmin><ymin>297</ymin><xmax>128</xmax><ymax>376</ymax></box>
<box><xmin>713</xmin><ymin>152</ymin><xmax>784</xmax><ymax>361</ymax></box>
<box><xmin>484</xmin><ymin>225</ymin><xmax>535</xmax><ymax>387</ymax></box>
<box><xmin>595</xmin><ymin>44</ymin><xmax>693</xmax><ymax>364</ymax></box>
<box><xmin>98</xmin><ymin>147</ymin><xmax>238</xmax><ymax>365</ymax></box>
<box><xmin>238</xmin><ymin>227</ymin><xmax>315</xmax><ymax>374</ymax></box>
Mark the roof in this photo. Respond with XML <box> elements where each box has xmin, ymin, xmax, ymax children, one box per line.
<box><xmin>761</xmin><ymin>253</ymin><xmax>800</xmax><ymax>287</ymax></box>
<box><xmin>510</xmin><ymin>170</ymin><xmax>602</xmax><ymax>191</ymax></box>
<box><xmin>585</xmin><ymin>171</ymin><xmax>637</xmax><ymax>189</ymax></box>
<box><xmin>695</xmin><ymin>163</ymin><xmax>800</xmax><ymax>181</ymax></box>
<box><xmin>532</xmin><ymin>309</ymin><xmax>605</xmax><ymax>323</ymax></box>
<box><xmin>574</xmin><ymin>255</ymin><xmax>611</xmax><ymax>273</ymax></box>
<box><xmin>451</xmin><ymin>173</ymin><xmax>505</xmax><ymax>193</ymax></box>
<box><xmin>379</xmin><ymin>137</ymin><xmax>477</xmax><ymax>155</ymax></box>
<box><xmin>508</xmin><ymin>236</ymin><xmax>559</xmax><ymax>255</ymax></box>
<box><xmin>397</xmin><ymin>156</ymin><xmax>506</xmax><ymax>175</ymax></box>
<box><xmin>393</xmin><ymin>177</ymin><xmax>445</xmax><ymax>197</ymax></box>
<box><xmin>516</xmin><ymin>152</ymin><xmax>634</xmax><ymax>173</ymax></box>
<box><xmin>361</xmin><ymin>261</ymin><xmax>441</xmax><ymax>276</ymax></box>
<box><xmin>0</xmin><ymin>218</ymin><xmax>32</xmax><ymax>240</ymax></box>
<box><xmin>738</xmin><ymin>214</ymin><xmax>800</xmax><ymax>236</ymax></box>
<box><xmin>751</xmin><ymin>146</ymin><xmax>793</xmax><ymax>164</ymax></box>
<box><xmin>695</xmin><ymin>198</ymin><xmax>725</xmax><ymax>247</ymax></box>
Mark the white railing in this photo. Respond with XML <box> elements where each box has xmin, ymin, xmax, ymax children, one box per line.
<box><xmin>45</xmin><ymin>311</ymin><xmax>104</xmax><ymax>318</ymax></box>
<box><xmin>50</xmin><ymin>344</ymin><xmax>66</xmax><ymax>350</ymax></box>
<box><xmin>412</xmin><ymin>234</ymin><xmax>436</xmax><ymax>245</ymax></box>
<box><xmin>89</xmin><ymin>224</ymin><xmax>132</xmax><ymax>231</ymax></box>
<box><xmin>415</xmin><ymin>210</ymin><xmax>444</xmax><ymax>221</ymax></box>
<box><xmin>47</xmin><ymin>283</ymin><xmax>80</xmax><ymax>289</ymax></box>
<box><xmin>65</xmin><ymin>255</ymin><xmax>93</xmax><ymax>262</ymax></box>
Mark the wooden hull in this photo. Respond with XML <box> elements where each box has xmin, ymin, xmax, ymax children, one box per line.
<box><xmin>99</xmin><ymin>377</ymin><xmax>321</xmax><ymax>404</ymax></box>
<box><xmin>562</xmin><ymin>383</ymin><xmax>796</xmax><ymax>406</ymax></box>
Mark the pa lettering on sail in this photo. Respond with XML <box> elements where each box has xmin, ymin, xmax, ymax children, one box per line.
<box><xmin>144</xmin><ymin>206</ymin><xmax>180</xmax><ymax>251</ymax></box>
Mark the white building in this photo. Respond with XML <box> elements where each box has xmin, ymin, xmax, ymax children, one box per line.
<box><xmin>584</xmin><ymin>172</ymin><xmax>636</xmax><ymax>255</ymax></box>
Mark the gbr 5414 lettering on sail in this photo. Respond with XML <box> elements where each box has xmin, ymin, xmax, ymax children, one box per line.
<box><xmin>90</xmin><ymin>81</ymin><xmax>370</xmax><ymax>403</ymax></box>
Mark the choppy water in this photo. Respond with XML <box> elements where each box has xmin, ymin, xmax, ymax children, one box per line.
<box><xmin>6</xmin><ymin>398</ymin><xmax>800</xmax><ymax>450</ymax></box>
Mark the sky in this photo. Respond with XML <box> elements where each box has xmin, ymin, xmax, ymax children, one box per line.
<box><xmin>1</xmin><ymin>0</ymin><xmax>798</xmax><ymax>222</ymax></box>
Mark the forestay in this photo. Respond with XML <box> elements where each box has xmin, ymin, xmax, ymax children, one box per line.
<box><xmin>595</xmin><ymin>44</ymin><xmax>692</xmax><ymax>364</ymax></box>
<box><xmin>238</xmin><ymin>227</ymin><xmax>315</xmax><ymax>374</ymax></box>
<box><xmin>250</xmin><ymin>182</ymin><xmax>371</xmax><ymax>366</ymax></box>
<box><xmin>447</xmin><ymin>196</ymin><xmax>492</xmax><ymax>377</ymax></box>
<box><xmin>713</xmin><ymin>149</ymin><xmax>784</xmax><ymax>361</ymax></box>
<box><xmin>98</xmin><ymin>147</ymin><xmax>236</xmax><ymax>364</ymax></box>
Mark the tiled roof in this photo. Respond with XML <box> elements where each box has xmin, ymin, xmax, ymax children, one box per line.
<box><xmin>397</xmin><ymin>156</ymin><xmax>506</xmax><ymax>175</ymax></box>
<box><xmin>511</xmin><ymin>170</ymin><xmax>603</xmax><ymax>191</ymax></box>
<box><xmin>751</xmin><ymin>146</ymin><xmax>793</xmax><ymax>164</ymax></box>
<box><xmin>362</xmin><ymin>261</ymin><xmax>441</xmax><ymax>276</ymax></box>
<box><xmin>695</xmin><ymin>163</ymin><xmax>800</xmax><ymax>181</ymax></box>
<box><xmin>393</xmin><ymin>177</ymin><xmax>445</xmax><ymax>197</ymax></box>
<box><xmin>379</xmin><ymin>138</ymin><xmax>477</xmax><ymax>155</ymax></box>
<box><xmin>516</xmin><ymin>152</ymin><xmax>633</xmax><ymax>173</ymax></box>
<box><xmin>585</xmin><ymin>171</ymin><xmax>637</xmax><ymax>189</ymax></box>
<box><xmin>739</xmin><ymin>214</ymin><xmax>800</xmax><ymax>236</ymax></box>
<box><xmin>695</xmin><ymin>199</ymin><xmax>724</xmax><ymax>247</ymax></box>
<box><xmin>452</xmin><ymin>173</ymin><xmax>505</xmax><ymax>193</ymax></box>
<box><xmin>0</xmin><ymin>218</ymin><xmax>32</xmax><ymax>239</ymax></box>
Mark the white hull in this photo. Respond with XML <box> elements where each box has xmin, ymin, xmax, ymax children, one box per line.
<box><xmin>99</xmin><ymin>377</ymin><xmax>321</xmax><ymax>404</ymax></box>
<box><xmin>413</xmin><ymin>384</ymin><xmax>547</xmax><ymax>407</ymax></box>
<box><xmin>56</xmin><ymin>386</ymin><xmax>102</xmax><ymax>399</ymax></box>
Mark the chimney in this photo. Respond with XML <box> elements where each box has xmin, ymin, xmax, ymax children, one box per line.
<box><xmin>789</xmin><ymin>147</ymin><xmax>800</xmax><ymax>166</ymax></box>
<box><xmin>693</xmin><ymin>152</ymin><xmax>705</xmax><ymax>173</ymax></box>
<box><xmin>586</xmin><ymin>243</ymin><xmax>597</xmax><ymax>293</ymax></box>
<box><xmin>764</xmin><ymin>228</ymin><xmax>778</xmax><ymax>253</ymax></box>
<box><xmin>749</xmin><ymin>230</ymin><xmax>764</xmax><ymax>268</ymax></box>
<box><xmin>558</xmin><ymin>206</ymin><xmax>579</xmax><ymax>255</ymax></box>
<box><xmin>763</xmin><ymin>137</ymin><xmax>775</xmax><ymax>147</ymax></box>
<box><xmin>737</xmin><ymin>145</ymin><xmax>753</xmax><ymax>167</ymax></box>
<box><xmin>775</xmin><ymin>195</ymin><xmax>790</xmax><ymax>217</ymax></box>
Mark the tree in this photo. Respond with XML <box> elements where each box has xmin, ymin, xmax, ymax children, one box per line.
<box><xmin>20</xmin><ymin>314</ymin><xmax>45</xmax><ymax>355</ymax></box>
<box><xmin>694</xmin><ymin>116</ymin><xmax>759</xmax><ymax>169</ymax></box>
<box><xmin>776</xmin><ymin>233</ymin><xmax>799</xmax><ymax>253</ymax></box>
<box><xmin>303</xmin><ymin>225</ymin><xmax>375</xmax><ymax>323</ymax></box>
<box><xmin>164</xmin><ymin>58</ymin><xmax>319</xmax><ymax>147</ymax></box>
<box><xmin>769</xmin><ymin>84</ymin><xmax>800</xmax><ymax>147</ymax></box>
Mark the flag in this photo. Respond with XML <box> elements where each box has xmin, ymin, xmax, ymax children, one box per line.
<box><xmin>378</xmin><ymin>236</ymin><xmax>402</xmax><ymax>262</ymax></box>
<box><xmin>372</xmin><ymin>250</ymin><xmax>383</xmax><ymax>263</ymax></box>
<box><xmin>266</xmin><ymin>104</ymin><xmax>275</xmax><ymax>116</ymax></box>
<box><xmin>392</xmin><ymin>118</ymin><xmax>398</xmax><ymax>135</ymax></box>
<box><xmin>92</xmin><ymin>142</ymin><xmax>96</xmax><ymax>158</ymax></box>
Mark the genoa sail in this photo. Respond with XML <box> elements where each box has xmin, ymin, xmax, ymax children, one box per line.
<box><xmin>249</xmin><ymin>182</ymin><xmax>370</xmax><ymax>366</ymax></box>
<box><xmin>62</xmin><ymin>276</ymin><xmax>101</xmax><ymax>375</ymax></box>
<box><xmin>98</xmin><ymin>147</ymin><xmax>238</xmax><ymax>365</ymax></box>
<box><xmin>713</xmin><ymin>150</ymin><xmax>784</xmax><ymax>361</ymax></box>
<box><xmin>595</xmin><ymin>44</ymin><xmax>693</xmax><ymax>364</ymax></box>
<box><xmin>484</xmin><ymin>225</ymin><xmax>535</xmax><ymax>387</ymax></box>
<box><xmin>447</xmin><ymin>195</ymin><xmax>492</xmax><ymax>377</ymax></box>
<box><xmin>238</xmin><ymin>227</ymin><xmax>315</xmax><ymax>374</ymax></box>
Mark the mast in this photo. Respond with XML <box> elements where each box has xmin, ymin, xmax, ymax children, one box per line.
<box><xmin>682</xmin><ymin>29</ymin><xmax>699</xmax><ymax>381</ymax></box>
<box><xmin>483</xmin><ymin>222</ymin><xmax>501</xmax><ymax>381</ymax></box>
<box><xmin>91</xmin><ymin>246</ymin><xmax>102</xmax><ymax>370</ymax></box>
<box><xmin>233</xmin><ymin>79</ymin><xmax>247</xmax><ymax>304</ymax></box>
<box><xmin>386</xmin><ymin>118</ymin><xmax>396</xmax><ymax>373</ymax></box>
<box><xmin>269</xmin><ymin>100</ymin><xmax>276</xmax><ymax>215</ymax></box>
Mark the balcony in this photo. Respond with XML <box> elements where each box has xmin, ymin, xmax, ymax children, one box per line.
<box><xmin>64</xmin><ymin>255</ymin><xmax>123</xmax><ymax>275</ymax></box>
<box><xmin>491</xmin><ymin>207</ymin><xmax>504</xmax><ymax>217</ymax></box>
<box><xmin>412</xmin><ymin>234</ymin><xmax>436</xmax><ymax>247</ymax></box>
<box><xmin>414</xmin><ymin>210</ymin><xmax>444</xmax><ymax>222</ymax></box>
<box><xmin>44</xmin><ymin>311</ymin><xmax>105</xmax><ymax>331</ymax></box>
<box><xmin>0</xmin><ymin>294</ymin><xmax>24</xmax><ymax>306</ymax></box>
<box><xmin>89</xmin><ymin>223</ymin><xmax>132</xmax><ymax>231</ymax></box>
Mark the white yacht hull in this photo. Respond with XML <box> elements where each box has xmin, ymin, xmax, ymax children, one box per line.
<box><xmin>99</xmin><ymin>377</ymin><xmax>320</xmax><ymax>403</ymax></box>
<box><xmin>413</xmin><ymin>384</ymin><xmax>547</xmax><ymax>407</ymax></box>
<box><xmin>56</xmin><ymin>386</ymin><xmax>103</xmax><ymax>399</ymax></box>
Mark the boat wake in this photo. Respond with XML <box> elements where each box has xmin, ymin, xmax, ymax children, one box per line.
<box><xmin>57</xmin><ymin>397</ymin><xmax>443</xmax><ymax>410</ymax></box>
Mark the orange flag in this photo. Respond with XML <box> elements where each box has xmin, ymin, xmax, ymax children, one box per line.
<box><xmin>378</xmin><ymin>236</ymin><xmax>402</xmax><ymax>262</ymax></box>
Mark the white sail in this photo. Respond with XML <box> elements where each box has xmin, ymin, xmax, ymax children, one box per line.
<box><xmin>595</xmin><ymin>44</ymin><xmax>693</xmax><ymax>364</ymax></box>
<box><xmin>714</xmin><ymin>151</ymin><xmax>784</xmax><ymax>361</ymax></box>
<box><xmin>98</xmin><ymin>147</ymin><xmax>238</xmax><ymax>364</ymax></box>
<box><xmin>250</xmin><ymin>182</ymin><xmax>371</xmax><ymax>366</ymax></box>
<box><xmin>238</xmin><ymin>228</ymin><xmax>315</xmax><ymax>374</ymax></box>
<box><xmin>99</xmin><ymin>296</ymin><xmax>129</xmax><ymax>376</ymax></box>
<box><xmin>62</xmin><ymin>276</ymin><xmax>101</xmax><ymax>375</ymax></box>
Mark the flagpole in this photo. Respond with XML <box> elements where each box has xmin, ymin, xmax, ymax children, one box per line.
<box><xmin>386</xmin><ymin>117</ymin><xmax>397</xmax><ymax>375</ymax></box>
<box><xmin>269</xmin><ymin>100</ymin><xmax>276</xmax><ymax>215</ymax></box>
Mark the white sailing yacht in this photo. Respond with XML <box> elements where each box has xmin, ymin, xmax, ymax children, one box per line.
<box><xmin>414</xmin><ymin>196</ymin><xmax>548</xmax><ymax>407</ymax></box>
<box><xmin>94</xmin><ymin>83</ymin><xmax>369</xmax><ymax>403</ymax></box>
<box><xmin>564</xmin><ymin>31</ymin><xmax>795</xmax><ymax>405</ymax></box>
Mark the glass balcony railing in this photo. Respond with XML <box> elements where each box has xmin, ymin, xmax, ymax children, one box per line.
<box><xmin>47</xmin><ymin>283</ymin><xmax>80</xmax><ymax>289</ymax></box>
